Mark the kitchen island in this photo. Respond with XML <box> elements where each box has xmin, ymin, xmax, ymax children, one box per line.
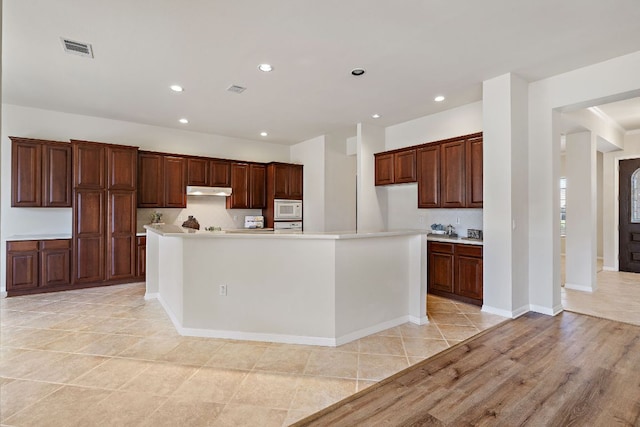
<box><xmin>145</xmin><ymin>224</ymin><xmax>427</xmax><ymax>346</ymax></box>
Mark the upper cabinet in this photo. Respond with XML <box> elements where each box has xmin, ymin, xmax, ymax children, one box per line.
<box><xmin>227</xmin><ymin>162</ymin><xmax>266</xmax><ymax>209</ymax></box>
<box><xmin>137</xmin><ymin>152</ymin><xmax>186</xmax><ymax>208</ymax></box>
<box><xmin>374</xmin><ymin>149</ymin><xmax>416</xmax><ymax>186</ymax></box>
<box><xmin>11</xmin><ymin>137</ymin><xmax>72</xmax><ymax>207</ymax></box>
<box><xmin>187</xmin><ymin>157</ymin><xmax>231</xmax><ymax>187</ymax></box>
<box><xmin>377</xmin><ymin>133</ymin><xmax>482</xmax><ymax>209</ymax></box>
<box><xmin>268</xmin><ymin>163</ymin><xmax>303</xmax><ymax>200</ymax></box>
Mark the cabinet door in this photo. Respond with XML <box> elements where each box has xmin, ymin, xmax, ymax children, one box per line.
<box><xmin>107</xmin><ymin>146</ymin><xmax>137</xmax><ymax>191</ymax></box>
<box><xmin>250</xmin><ymin>164</ymin><xmax>266</xmax><ymax>209</ymax></box>
<box><xmin>188</xmin><ymin>158</ymin><xmax>209</xmax><ymax>186</ymax></box>
<box><xmin>374</xmin><ymin>153</ymin><xmax>394</xmax><ymax>186</ymax></box>
<box><xmin>289</xmin><ymin>164</ymin><xmax>303</xmax><ymax>199</ymax></box>
<box><xmin>106</xmin><ymin>191</ymin><xmax>136</xmax><ymax>281</ymax></box>
<box><xmin>394</xmin><ymin>149</ymin><xmax>417</xmax><ymax>183</ymax></box>
<box><xmin>42</xmin><ymin>143</ymin><xmax>72</xmax><ymax>207</ymax></box>
<box><xmin>11</xmin><ymin>140</ymin><xmax>42</xmax><ymax>207</ymax></box>
<box><xmin>73</xmin><ymin>142</ymin><xmax>105</xmax><ymax>189</ymax></box>
<box><xmin>429</xmin><ymin>251</ymin><xmax>455</xmax><ymax>293</ymax></box>
<box><xmin>440</xmin><ymin>140</ymin><xmax>466</xmax><ymax>208</ymax></box>
<box><xmin>40</xmin><ymin>240</ymin><xmax>71</xmax><ymax>288</ymax></box>
<box><xmin>136</xmin><ymin>236</ymin><xmax>146</xmax><ymax>278</ymax></box>
<box><xmin>227</xmin><ymin>163</ymin><xmax>250</xmax><ymax>209</ymax></box>
<box><xmin>137</xmin><ymin>153</ymin><xmax>164</xmax><ymax>207</ymax></box>
<box><xmin>466</xmin><ymin>137</ymin><xmax>483</xmax><ymax>208</ymax></box>
<box><xmin>73</xmin><ymin>190</ymin><xmax>105</xmax><ymax>284</ymax></box>
<box><xmin>6</xmin><ymin>241</ymin><xmax>39</xmax><ymax>290</ymax></box>
<box><xmin>456</xmin><ymin>255</ymin><xmax>483</xmax><ymax>300</ymax></box>
<box><xmin>272</xmin><ymin>163</ymin><xmax>290</xmax><ymax>199</ymax></box>
<box><xmin>209</xmin><ymin>160</ymin><xmax>231</xmax><ymax>187</ymax></box>
<box><xmin>164</xmin><ymin>156</ymin><xmax>187</xmax><ymax>208</ymax></box>
<box><xmin>417</xmin><ymin>145</ymin><xmax>440</xmax><ymax>208</ymax></box>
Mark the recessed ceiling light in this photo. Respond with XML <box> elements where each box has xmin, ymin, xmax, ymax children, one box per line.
<box><xmin>258</xmin><ymin>64</ymin><xmax>273</xmax><ymax>72</ymax></box>
<box><xmin>371</xmin><ymin>113</ymin><xmax>381</xmax><ymax>119</ymax></box>
<box><xmin>434</xmin><ymin>95</ymin><xmax>445</xmax><ymax>102</ymax></box>
<box><xmin>351</xmin><ymin>68</ymin><xmax>366</xmax><ymax>76</ymax></box>
<box><xmin>170</xmin><ymin>85</ymin><xmax>184</xmax><ymax>92</ymax></box>
<box><xmin>260</xmin><ymin>132</ymin><xmax>268</xmax><ymax>137</ymax></box>
<box><xmin>179</xmin><ymin>118</ymin><xmax>189</xmax><ymax>124</ymax></box>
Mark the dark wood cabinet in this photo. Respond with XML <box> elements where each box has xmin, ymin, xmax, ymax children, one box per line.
<box><xmin>187</xmin><ymin>157</ymin><xmax>231</xmax><ymax>187</ymax></box>
<box><xmin>375</xmin><ymin>149</ymin><xmax>417</xmax><ymax>186</ymax></box>
<box><xmin>6</xmin><ymin>241</ymin><xmax>39</xmax><ymax>292</ymax></box>
<box><xmin>137</xmin><ymin>152</ymin><xmax>164</xmax><ymax>207</ymax></box>
<box><xmin>440</xmin><ymin>140</ymin><xmax>466</xmax><ymax>208</ymax></box>
<box><xmin>137</xmin><ymin>152</ymin><xmax>186</xmax><ymax>208</ymax></box>
<box><xmin>7</xmin><ymin>239</ymin><xmax>71</xmax><ymax>295</ymax></box>
<box><xmin>374</xmin><ymin>153</ymin><xmax>394</xmax><ymax>185</ymax></box>
<box><xmin>417</xmin><ymin>145</ymin><xmax>440</xmax><ymax>208</ymax></box>
<box><xmin>466</xmin><ymin>136</ymin><xmax>483</xmax><ymax>208</ymax></box>
<box><xmin>227</xmin><ymin>162</ymin><xmax>266</xmax><ymax>209</ymax></box>
<box><xmin>268</xmin><ymin>163</ymin><xmax>303</xmax><ymax>200</ymax></box>
<box><xmin>40</xmin><ymin>240</ymin><xmax>71</xmax><ymax>288</ymax></box>
<box><xmin>164</xmin><ymin>156</ymin><xmax>187</xmax><ymax>208</ymax></box>
<box><xmin>428</xmin><ymin>241</ymin><xmax>483</xmax><ymax>305</ymax></box>
<box><xmin>288</xmin><ymin>164</ymin><xmax>303</xmax><ymax>199</ymax></box>
<box><xmin>227</xmin><ymin>162</ymin><xmax>250</xmax><ymax>209</ymax></box>
<box><xmin>11</xmin><ymin>137</ymin><xmax>72</xmax><ymax>207</ymax></box>
<box><xmin>187</xmin><ymin>157</ymin><xmax>209</xmax><ymax>186</ymax></box>
<box><xmin>250</xmin><ymin>163</ymin><xmax>266</xmax><ymax>209</ymax></box>
<box><xmin>72</xmin><ymin>140</ymin><xmax>137</xmax><ymax>288</ymax></box>
<box><xmin>136</xmin><ymin>236</ymin><xmax>146</xmax><ymax>279</ymax></box>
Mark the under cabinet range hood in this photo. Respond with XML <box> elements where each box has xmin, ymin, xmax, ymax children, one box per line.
<box><xmin>186</xmin><ymin>186</ymin><xmax>232</xmax><ymax>196</ymax></box>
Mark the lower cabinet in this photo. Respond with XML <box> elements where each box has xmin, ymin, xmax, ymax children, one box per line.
<box><xmin>6</xmin><ymin>239</ymin><xmax>71</xmax><ymax>296</ymax></box>
<box><xmin>136</xmin><ymin>236</ymin><xmax>146</xmax><ymax>279</ymax></box>
<box><xmin>428</xmin><ymin>241</ymin><xmax>483</xmax><ymax>305</ymax></box>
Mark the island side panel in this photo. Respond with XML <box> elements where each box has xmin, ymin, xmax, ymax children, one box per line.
<box><xmin>334</xmin><ymin>235</ymin><xmax>418</xmax><ymax>342</ymax></box>
<box><xmin>157</xmin><ymin>235</ymin><xmax>185</xmax><ymax>324</ymax></box>
<box><xmin>180</xmin><ymin>237</ymin><xmax>336</xmax><ymax>343</ymax></box>
<box><xmin>144</xmin><ymin>231</ymin><xmax>160</xmax><ymax>298</ymax></box>
<box><xmin>409</xmin><ymin>234</ymin><xmax>428</xmax><ymax>324</ymax></box>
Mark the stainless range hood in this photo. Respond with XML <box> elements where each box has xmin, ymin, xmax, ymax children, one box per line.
<box><xmin>186</xmin><ymin>186</ymin><xmax>232</xmax><ymax>197</ymax></box>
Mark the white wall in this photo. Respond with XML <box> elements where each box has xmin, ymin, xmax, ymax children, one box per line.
<box><xmin>528</xmin><ymin>50</ymin><xmax>640</xmax><ymax>313</ymax></box>
<box><xmin>384</xmin><ymin>102</ymin><xmax>484</xmax><ymax>234</ymax></box>
<box><xmin>356</xmin><ymin>123</ymin><xmax>386</xmax><ymax>232</ymax></box>
<box><xmin>1</xmin><ymin>104</ymin><xmax>290</xmax><ymax>292</ymax></box>
<box><xmin>324</xmin><ymin>129</ymin><xmax>357</xmax><ymax>232</ymax></box>
<box><xmin>290</xmin><ymin>135</ymin><xmax>326</xmax><ymax>232</ymax></box>
<box><xmin>603</xmin><ymin>132</ymin><xmax>640</xmax><ymax>270</ymax></box>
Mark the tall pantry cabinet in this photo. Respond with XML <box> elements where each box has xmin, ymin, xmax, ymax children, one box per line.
<box><xmin>71</xmin><ymin>140</ymin><xmax>138</xmax><ymax>286</ymax></box>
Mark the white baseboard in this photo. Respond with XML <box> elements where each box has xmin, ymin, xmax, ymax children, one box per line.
<box><xmin>144</xmin><ymin>292</ymin><xmax>159</xmax><ymax>300</ymax></box>
<box><xmin>335</xmin><ymin>316</ymin><xmax>411</xmax><ymax>346</ymax></box>
<box><xmin>0</xmin><ymin>291</ymin><xmax>7</xmax><ymax>298</ymax></box>
<box><xmin>603</xmin><ymin>266</ymin><xmax>618</xmax><ymax>272</ymax></box>
<box><xmin>530</xmin><ymin>304</ymin><xmax>563</xmax><ymax>316</ymax></box>
<box><xmin>408</xmin><ymin>315</ymin><xmax>429</xmax><ymax>325</ymax></box>
<box><xmin>564</xmin><ymin>283</ymin><xmax>596</xmax><ymax>293</ymax></box>
<box><xmin>481</xmin><ymin>305</ymin><xmax>520</xmax><ymax>318</ymax></box>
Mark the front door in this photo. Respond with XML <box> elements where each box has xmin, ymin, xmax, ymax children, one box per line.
<box><xmin>619</xmin><ymin>158</ymin><xmax>640</xmax><ymax>272</ymax></box>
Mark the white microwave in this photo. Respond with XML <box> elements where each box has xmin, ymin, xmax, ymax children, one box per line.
<box><xmin>274</xmin><ymin>199</ymin><xmax>302</xmax><ymax>221</ymax></box>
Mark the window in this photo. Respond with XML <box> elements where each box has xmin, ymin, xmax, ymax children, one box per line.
<box><xmin>632</xmin><ymin>169</ymin><xmax>640</xmax><ymax>223</ymax></box>
<box><xmin>560</xmin><ymin>177</ymin><xmax>566</xmax><ymax>236</ymax></box>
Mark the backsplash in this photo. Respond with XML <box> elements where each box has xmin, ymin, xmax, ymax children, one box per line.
<box><xmin>137</xmin><ymin>196</ymin><xmax>262</xmax><ymax>233</ymax></box>
<box><xmin>418</xmin><ymin>209</ymin><xmax>483</xmax><ymax>237</ymax></box>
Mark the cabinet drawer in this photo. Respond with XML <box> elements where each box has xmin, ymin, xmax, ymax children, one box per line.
<box><xmin>7</xmin><ymin>240</ymin><xmax>39</xmax><ymax>252</ymax></box>
<box><xmin>39</xmin><ymin>239</ymin><xmax>71</xmax><ymax>250</ymax></box>
<box><xmin>429</xmin><ymin>242</ymin><xmax>454</xmax><ymax>254</ymax></box>
<box><xmin>137</xmin><ymin>236</ymin><xmax>146</xmax><ymax>245</ymax></box>
<box><xmin>456</xmin><ymin>244</ymin><xmax>483</xmax><ymax>258</ymax></box>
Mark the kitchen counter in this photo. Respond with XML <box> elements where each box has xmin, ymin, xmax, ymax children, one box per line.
<box><xmin>145</xmin><ymin>224</ymin><xmax>424</xmax><ymax>240</ymax></box>
<box><xmin>6</xmin><ymin>233</ymin><xmax>72</xmax><ymax>241</ymax></box>
<box><xmin>427</xmin><ymin>234</ymin><xmax>483</xmax><ymax>246</ymax></box>
<box><xmin>144</xmin><ymin>225</ymin><xmax>427</xmax><ymax>346</ymax></box>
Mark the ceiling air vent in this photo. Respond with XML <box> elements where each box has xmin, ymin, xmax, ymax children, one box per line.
<box><xmin>227</xmin><ymin>85</ymin><xmax>247</xmax><ymax>94</ymax></box>
<box><xmin>61</xmin><ymin>38</ymin><xmax>94</xmax><ymax>58</ymax></box>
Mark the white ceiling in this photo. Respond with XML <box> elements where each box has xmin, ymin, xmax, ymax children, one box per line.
<box><xmin>596</xmin><ymin>98</ymin><xmax>640</xmax><ymax>132</ymax></box>
<box><xmin>3</xmin><ymin>0</ymin><xmax>640</xmax><ymax>145</ymax></box>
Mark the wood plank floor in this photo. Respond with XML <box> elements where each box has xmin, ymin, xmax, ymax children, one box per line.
<box><xmin>294</xmin><ymin>312</ymin><xmax>640</xmax><ymax>426</ymax></box>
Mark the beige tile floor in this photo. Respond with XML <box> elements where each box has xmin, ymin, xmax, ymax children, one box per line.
<box><xmin>0</xmin><ymin>284</ymin><xmax>505</xmax><ymax>426</ymax></box>
<box><xmin>562</xmin><ymin>268</ymin><xmax>640</xmax><ymax>326</ymax></box>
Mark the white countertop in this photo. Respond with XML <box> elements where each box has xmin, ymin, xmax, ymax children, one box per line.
<box><xmin>6</xmin><ymin>233</ymin><xmax>72</xmax><ymax>241</ymax></box>
<box><xmin>144</xmin><ymin>224</ymin><xmax>426</xmax><ymax>240</ymax></box>
<box><xmin>427</xmin><ymin>234</ymin><xmax>483</xmax><ymax>246</ymax></box>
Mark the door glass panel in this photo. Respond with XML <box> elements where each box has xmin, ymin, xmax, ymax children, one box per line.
<box><xmin>632</xmin><ymin>168</ymin><xmax>640</xmax><ymax>223</ymax></box>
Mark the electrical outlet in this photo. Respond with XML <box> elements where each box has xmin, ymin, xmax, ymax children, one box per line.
<box><xmin>418</xmin><ymin>215</ymin><xmax>425</xmax><ymax>224</ymax></box>
<box><xmin>219</xmin><ymin>285</ymin><xmax>227</xmax><ymax>296</ymax></box>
